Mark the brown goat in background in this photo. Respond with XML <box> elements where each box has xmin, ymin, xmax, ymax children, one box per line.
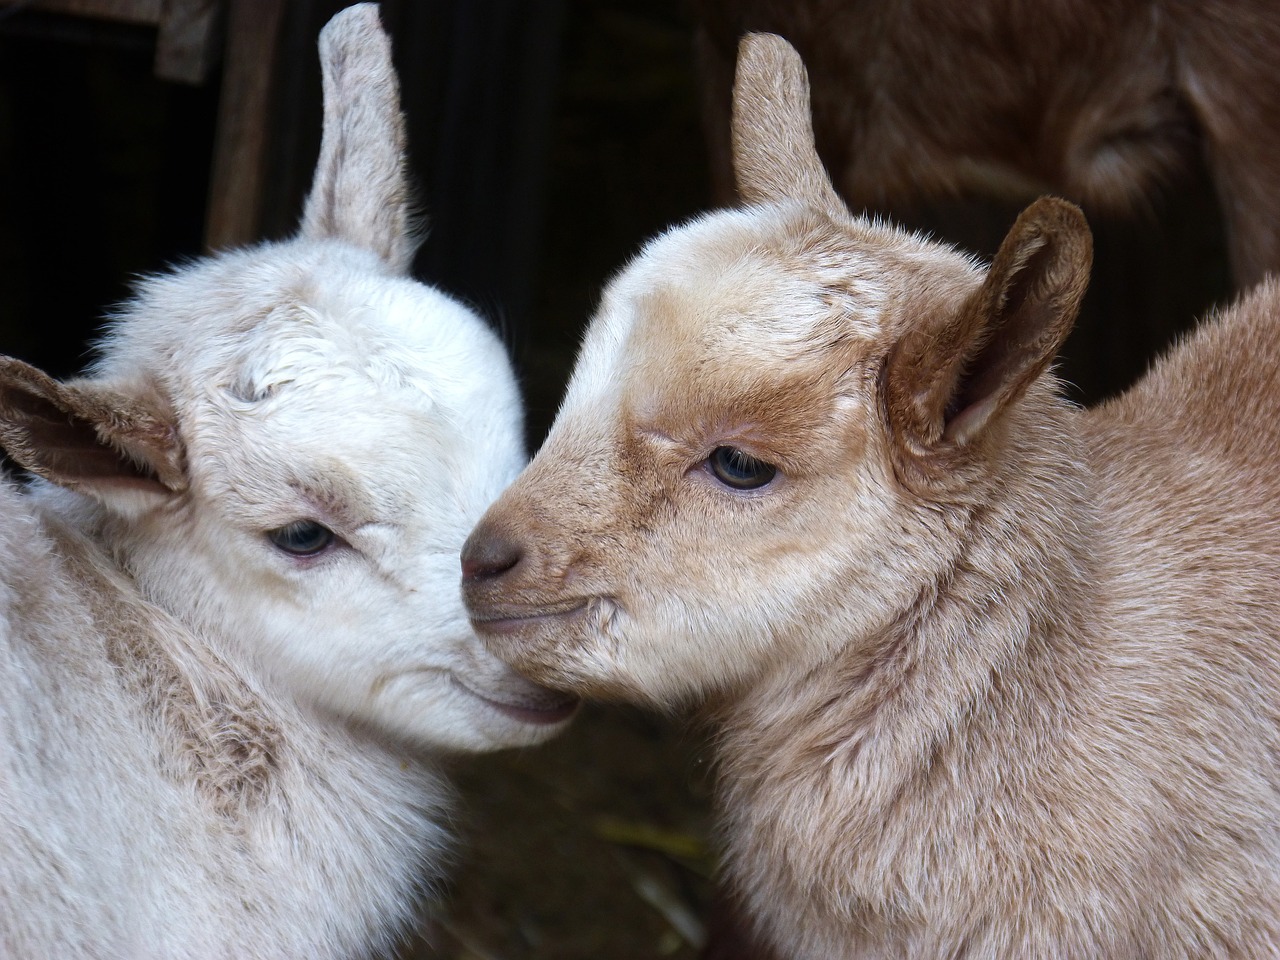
<box><xmin>693</xmin><ymin>0</ymin><xmax>1280</xmax><ymax>290</ymax></box>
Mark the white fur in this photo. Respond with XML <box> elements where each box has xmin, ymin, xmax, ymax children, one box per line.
<box><xmin>0</xmin><ymin>6</ymin><xmax>570</xmax><ymax>957</ymax></box>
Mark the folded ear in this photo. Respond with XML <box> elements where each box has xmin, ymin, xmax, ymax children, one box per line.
<box><xmin>884</xmin><ymin>197</ymin><xmax>1093</xmax><ymax>461</ymax></box>
<box><xmin>0</xmin><ymin>357</ymin><xmax>186</xmax><ymax>513</ymax></box>
<box><xmin>731</xmin><ymin>32</ymin><xmax>847</xmax><ymax>217</ymax></box>
<box><xmin>298</xmin><ymin>3</ymin><xmax>416</xmax><ymax>273</ymax></box>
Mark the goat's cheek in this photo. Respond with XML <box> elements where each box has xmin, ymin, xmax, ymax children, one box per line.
<box><xmin>625</xmin><ymin>515</ymin><xmax>827</xmax><ymax>677</ymax></box>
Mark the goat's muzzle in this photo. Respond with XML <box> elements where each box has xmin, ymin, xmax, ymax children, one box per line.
<box><xmin>461</xmin><ymin>517</ymin><xmax>549</xmax><ymax>635</ymax></box>
<box><xmin>460</xmin><ymin>516</ymin><xmax>593</xmax><ymax>661</ymax></box>
<box><xmin>460</xmin><ymin>518</ymin><xmax>524</xmax><ymax>583</ymax></box>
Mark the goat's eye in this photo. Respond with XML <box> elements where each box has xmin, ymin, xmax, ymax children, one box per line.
<box><xmin>267</xmin><ymin>520</ymin><xmax>336</xmax><ymax>557</ymax></box>
<box><xmin>708</xmin><ymin>446</ymin><xmax>777</xmax><ymax>490</ymax></box>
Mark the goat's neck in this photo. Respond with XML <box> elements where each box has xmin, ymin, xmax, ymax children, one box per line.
<box><xmin>29</xmin><ymin>483</ymin><xmax>431</xmax><ymax>803</ymax></box>
<box><xmin>34</xmin><ymin>500</ymin><xmax>289</xmax><ymax>809</ymax></box>
<box><xmin>714</xmin><ymin>405</ymin><xmax>1101</xmax><ymax>906</ymax></box>
<box><xmin>28</xmin><ymin>486</ymin><xmax>449</xmax><ymax>943</ymax></box>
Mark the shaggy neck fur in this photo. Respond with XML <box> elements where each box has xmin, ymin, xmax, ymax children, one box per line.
<box><xmin>715</xmin><ymin>389</ymin><xmax>1107</xmax><ymax>954</ymax></box>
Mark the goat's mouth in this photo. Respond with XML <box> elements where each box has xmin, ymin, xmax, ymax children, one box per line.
<box><xmin>468</xmin><ymin>601</ymin><xmax>589</xmax><ymax>638</ymax></box>
<box><xmin>450</xmin><ymin>674</ymin><xmax>579</xmax><ymax>726</ymax></box>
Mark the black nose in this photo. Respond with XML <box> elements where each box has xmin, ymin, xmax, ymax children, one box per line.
<box><xmin>461</xmin><ymin>521</ymin><xmax>523</xmax><ymax>582</ymax></box>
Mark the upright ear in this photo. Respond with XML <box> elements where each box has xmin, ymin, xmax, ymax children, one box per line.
<box><xmin>298</xmin><ymin>3</ymin><xmax>416</xmax><ymax>273</ymax></box>
<box><xmin>0</xmin><ymin>357</ymin><xmax>186</xmax><ymax>512</ymax></box>
<box><xmin>884</xmin><ymin>197</ymin><xmax>1093</xmax><ymax>459</ymax></box>
<box><xmin>731</xmin><ymin>32</ymin><xmax>847</xmax><ymax>217</ymax></box>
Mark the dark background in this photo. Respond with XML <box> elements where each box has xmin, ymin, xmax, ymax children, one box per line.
<box><xmin>0</xmin><ymin>0</ymin><xmax>715</xmax><ymax>448</ymax></box>
<box><xmin>0</xmin><ymin>1</ymin><xmax>1234</xmax><ymax>957</ymax></box>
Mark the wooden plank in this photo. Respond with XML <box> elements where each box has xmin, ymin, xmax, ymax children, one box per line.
<box><xmin>202</xmin><ymin>0</ymin><xmax>284</xmax><ymax>250</ymax></box>
<box><xmin>0</xmin><ymin>0</ymin><xmax>163</xmax><ymax>25</ymax></box>
<box><xmin>154</xmin><ymin>0</ymin><xmax>221</xmax><ymax>85</ymax></box>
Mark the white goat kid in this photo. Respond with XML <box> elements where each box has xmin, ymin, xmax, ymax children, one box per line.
<box><xmin>0</xmin><ymin>5</ymin><xmax>573</xmax><ymax>957</ymax></box>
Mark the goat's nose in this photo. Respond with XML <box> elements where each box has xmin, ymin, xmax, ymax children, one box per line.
<box><xmin>461</xmin><ymin>522</ymin><xmax>524</xmax><ymax>582</ymax></box>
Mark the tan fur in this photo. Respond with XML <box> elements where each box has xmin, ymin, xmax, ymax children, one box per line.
<box><xmin>693</xmin><ymin>0</ymin><xmax>1280</xmax><ymax>287</ymax></box>
<box><xmin>464</xmin><ymin>34</ymin><xmax>1280</xmax><ymax>958</ymax></box>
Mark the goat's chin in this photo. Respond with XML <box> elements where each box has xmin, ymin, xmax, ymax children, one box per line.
<box><xmin>470</xmin><ymin>606</ymin><xmax>608</xmax><ymax>692</ymax></box>
<box><xmin>447</xmin><ymin>672</ymin><xmax>580</xmax><ymax>731</ymax></box>
<box><xmin>360</xmin><ymin>655</ymin><xmax>579</xmax><ymax>753</ymax></box>
<box><xmin>473</xmin><ymin>609</ymin><xmax>712</xmax><ymax>710</ymax></box>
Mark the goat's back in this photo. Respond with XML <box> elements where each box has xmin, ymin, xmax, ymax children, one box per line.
<box><xmin>1098</xmin><ymin>277</ymin><xmax>1280</xmax><ymax>463</ymax></box>
<box><xmin>1089</xmin><ymin>277</ymin><xmax>1280</xmax><ymax>594</ymax></box>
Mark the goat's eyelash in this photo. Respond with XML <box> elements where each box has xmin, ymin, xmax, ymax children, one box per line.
<box><xmin>705</xmin><ymin>446</ymin><xmax>779</xmax><ymax>491</ymax></box>
<box><xmin>266</xmin><ymin>520</ymin><xmax>339</xmax><ymax>558</ymax></box>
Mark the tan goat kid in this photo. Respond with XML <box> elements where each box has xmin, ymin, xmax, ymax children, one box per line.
<box><xmin>463</xmin><ymin>33</ymin><xmax>1280</xmax><ymax>959</ymax></box>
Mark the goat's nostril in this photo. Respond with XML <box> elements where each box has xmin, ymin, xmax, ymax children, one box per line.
<box><xmin>461</xmin><ymin>527</ymin><xmax>523</xmax><ymax>582</ymax></box>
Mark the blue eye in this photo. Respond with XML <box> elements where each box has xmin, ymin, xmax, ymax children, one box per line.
<box><xmin>267</xmin><ymin>520</ymin><xmax>336</xmax><ymax>557</ymax></box>
<box><xmin>708</xmin><ymin>446</ymin><xmax>777</xmax><ymax>490</ymax></box>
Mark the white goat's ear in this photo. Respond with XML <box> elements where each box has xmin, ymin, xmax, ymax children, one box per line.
<box><xmin>731</xmin><ymin>32</ymin><xmax>847</xmax><ymax>217</ymax></box>
<box><xmin>0</xmin><ymin>357</ymin><xmax>186</xmax><ymax>509</ymax></box>
<box><xmin>885</xmin><ymin>197</ymin><xmax>1093</xmax><ymax>459</ymax></box>
<box><xmin>298</xmin><ymin>3</ymin><xmax>415</xmax><ymax>273</ymax></box>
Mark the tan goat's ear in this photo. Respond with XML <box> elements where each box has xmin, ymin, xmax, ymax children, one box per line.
<box><xmin>299</xmin><ymin>3</ymin><xmax>416</xmax><ymax>273</ymax></box>
<box><xmin>0</xmin><ymin>357</ymin><xmax>186</xmax><ymax>510</ymax></box>
<box><xmin>731</xmin><ymin>32</ymin><xmax>847</xmax><ymax>217</ymax></box>
<box><xmin>885</xmin><ymin>197</ymin><xmax>1093</xmax><ymax>456</ymax></box>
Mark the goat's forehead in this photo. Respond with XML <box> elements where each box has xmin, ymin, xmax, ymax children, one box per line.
<box><xmin>100</xmin><ymin>242</ymin><xmax>505</xmax><ymax>395</ymax></box>
<box><xmin>97</xmin><ymin>240</ymin><xmax>524</xmax><ymax>520</ymax></box>
<box><xmin>191</xmin><ymin>380</ymin><xmax>519</xmax><ymax>537</ymax></box>
<box><xmin>195</xmin><ymin>327</ymin><xmax>519</xmax><ymax>505</ymax></box>
<box><xmin>219</xmin><ymin>310</ymin><xmax>446</xmax><ymax>404</ymax></box>
<box><xmin>563</xmin><ymin>207</ymin><xmax>891</xmax><ymax>418</ymax></box>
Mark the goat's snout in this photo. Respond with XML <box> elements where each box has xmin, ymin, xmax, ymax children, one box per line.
<box><xmin>461</xmin><ymin>520</ymin><xmax>524</xmax><ymax>583</ymax></box>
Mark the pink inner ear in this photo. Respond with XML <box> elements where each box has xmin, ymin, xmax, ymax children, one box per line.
<box><xmin>0</xmin><ymin>372</ymin><xmax>177</xmax><ymax>496</ymax></box>
<box><xmin>933</xmin><ymin>201</ymin><xmax>1090</xmax><ymax>447</ymax></box>
<box><xmin>943</xmin><ymin>394</ymin><xmax>1001</xmax><ymax>445</ymax></box>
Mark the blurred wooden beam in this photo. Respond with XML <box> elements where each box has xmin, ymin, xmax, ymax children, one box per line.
<box><xmin>0</xmin><ymin>0</ymin><xmax>162</xmax><ymax>24</ymax></box>
<box><xmin>0</xmin><ymin>0</ymin><xmax>223</xmax><ymax>84</ymax></box>
<box><xmin>155</xmin><ymin>0</ymin><xmax>221</xmax><ymax>84</ymax></box>
<box><xmin>202</xmin><ymin>0</ymin><xmax>284</xmax><ymax>250</ymax></box>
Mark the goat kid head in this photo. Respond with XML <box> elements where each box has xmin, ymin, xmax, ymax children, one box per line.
<box><xmin>462</xmin><ymin>33</ymin><xmax>1091</xmax><ymax>706</ymax></box>
<box><xmin>0</xmin><ymin>4</ymin><xmax>576</xmax><ymax>751</ymax></box>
